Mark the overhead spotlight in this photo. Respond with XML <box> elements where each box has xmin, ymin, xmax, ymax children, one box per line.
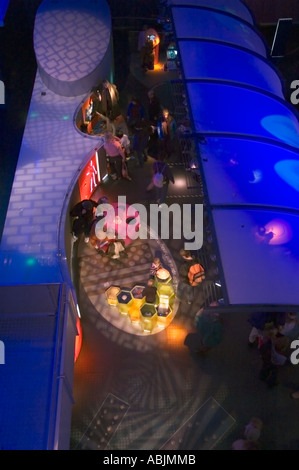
<box><xmin>189</xmin><ymin>157</ymin><xmax>199</xmax><ymax>170</ymax></box>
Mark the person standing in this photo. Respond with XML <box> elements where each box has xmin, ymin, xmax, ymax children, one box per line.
<box><xmin>258</xmin><ymin>327</ymin><xmax>287</xmax><ymax>388</ymax></box>
<box><xmin>99</xmin><ymin>79</ymin><xmax>119</xmax><ymax>119</ymax></box>
<box><xmin>70</xmin><ymin>199</ymin><xmax>97</xmax><ymax>243</ymax></box>
<box><xmin>85</xmin><ymin>98</ymin><xmax>94</xmax><ymax>122</ymax></box>
<box><xmin>147</xmin><ymin>90</ymin><xmax>161</xmax><ymax>125</ymax></box>
<box><xmin>177</xmin><ymin>249</ymin><xmax>205</xmax><ymax>305</ymax></box>
<box><xmin>149</xmin><ymin>257</ymin><xmax>162</xmax><ymax>278</ymax></box>
<box><xmin>126</xmin><ymin>97</ymin><xmax>145</xmax><ymax>134</ymax></box>
<box><xmin>117</xmin><ymin>131</ymin><xmax>131</xmax><ymax>159</ymax></box>
<box><xmin>140</xmin><ymin>38</ymin><xmax>154</xmax><ymax>71</ymax></box>
<box><xmin>143</xmin><ymin>278</ymin><xmax>158</xmax><ymax>304</ymax></box>
<box><xmin>194</xmin><ymin>307</ymin><xmax>223</xmax><ymax>354</ymax></box>
<box><xmin>232</xmin><ymin>439</ymin><xmax>260</xmax><ymax>450</ymax></box>
<box><xmin>244</xmin><ymin>417</ymin><xmax>263</xmax><ymax>441</ymax></box>
<box><xmin>103</xmin><ymin>132</ymin><xmax>125</xmax><ymax>180</ymax></box>
<box><xmin>93</xmin><ymin>90</ymin><xmax>104</xmax><ymax>115</ymax></box>
<box><xmin>157</xmin><ymin>108</ymin><xmax>177</xmax><ymax>160</ymax></box>
<box><xmin>132</xmin><ymin>120</ymin><xmax>151</xmax><ymax>167</ymax></box>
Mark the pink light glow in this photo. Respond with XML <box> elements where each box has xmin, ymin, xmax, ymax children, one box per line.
<box><xmin>256</xmin><ymin>218</ymin><xmax>293</xmax><ymax>245</ymax></box>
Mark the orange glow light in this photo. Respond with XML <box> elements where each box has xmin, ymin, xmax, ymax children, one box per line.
<box><xmin>154</xmin><ymin>63</ymin><xmax>164</xmax><ymax>71</ymax></box>
<box><xmin>153</xmin><ymin>36</ymin><xmax>160</xmax><ymax>47</ymax></box>
<box><xmin>156</xmin><ymin>268</ymin><xmax>170</xmax><ymax>280</ymax></box>
<box><xmin>74</xmin><ymin>317</ymin><xmax>83</xmax><ymax>362</ymax></box>
<box><xmin>166</xmin><ymin>324</ymin><xmax>188</xmax><ymax>348</ymax></box>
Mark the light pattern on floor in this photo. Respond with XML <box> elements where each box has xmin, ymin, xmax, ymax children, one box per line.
<box><xmin>75</xmin><ymin>393</ymin><xmax>130</xmax><ymax>450</ymax></box>
<box><xmin>160</xmin><ymin>397</ymin><xmax>235</xmax><ymax>450</ymax></box>
<box><xmin>78</xmin><ymin>236</ymin><xmax>179</xmax><ymax>335</ymax></box>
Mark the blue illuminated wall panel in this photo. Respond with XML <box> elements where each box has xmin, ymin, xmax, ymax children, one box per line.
<box><xmin>212</xmin><ymin>209</ymin><xmax>299</xmax><ymax>305</ymax></box>
<box><xmin>172</xmin><ymin>7</ymin><xmax>267</xmax><ymax>56</ymax></box>
<box><xmin>0</xmin><ymin>0</ymin><xmax>10</xmax><ymax>26</ymax></box>
<box><xmin>171</xmin><ymin>0</ymin><xmax>299</xmax><ymax>306</ymax></box>
<box><xmin>187</xmin><ymin>82</ymin><xmax>299</xmax><ymax>149</ymax></box>
<box><xmin>178</xmin><ymin>41</ymin><xmax>284</xmax><ymax>98</ymax></box>
<box><xmin>169</xmin><ymin>0</ymin><xmax>254</xmax><ymax>24</ymax></box>
<box><xmin>200</xmin><ymin>137</ymin><xmax>299</xmax><ymax>210</ymax></box>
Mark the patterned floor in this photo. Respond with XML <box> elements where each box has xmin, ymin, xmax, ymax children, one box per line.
<box><xmin>77</xmin><ymin>235</ymin><xmax>180</xmax><ymax>336</ymax></box>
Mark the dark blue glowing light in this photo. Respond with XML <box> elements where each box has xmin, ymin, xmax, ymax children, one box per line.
<box><xmin>261</xmin><ymin>115</ymin><xmax>299</xmax><ymax>149</ymax></box>
<box><xmin>275</xmin><ymin>159</ymin><xmax>299</xmax><ymax>192</ymax></box>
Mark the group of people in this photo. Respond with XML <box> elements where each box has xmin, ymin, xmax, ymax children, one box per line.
<box><xmin>81</xmin><ymin>72</ymin><xmax>179</xmax><ymax>207</ymax></box>
<box><xmin>83</xmin><ymin>78</ymin><xmax>179</xmax><ymax>200</ymax></box>
<box><xmin>124</xmin><ymin>92</ymin><xmax>177</xmax><ymax>203</ymax></box>
<box><xmin>70</xmin><ymin>196</ymin><xmax>128</xmax><ymax>261</ymax></box>
<box><xmin>126</xmin><ymin>92</ymin><xmax>177</xmax><ymax>164</ymax></box>
<box><xmin>82</xmin><ymin>79</ymin><xmax>120</xmax><ymax>136</ymax></box>
<box><xmin>83</xmin><ymin>77</ymin><xmax>178</xmax><ymax>165</ymax></box>
<box><xmin>177</xmin><ymin>248</ymin><xmax>225</xmax><ymax>356</ymax></box>
<box><xmin>248</xmin><ymin>311</ymin><xmax>299</xmax><ymax>388</ymax></box>
<box><xmin>70</xmin><ymin>197</ymin><xmax>174</xmax><ymax>300</ymax></box>
<box><xmin>98</xmin><ymin>88</ymin><xmax>177</xmax><ymax>205</ymax></box>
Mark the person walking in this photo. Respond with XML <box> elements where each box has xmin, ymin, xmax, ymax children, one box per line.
<box><xmin>148</xmin><ymin>157</ymin><xmax>174</xmax><ymax>205</ymax></box>
<box><xmin>103</xmin><ymin>132</ymin><xmax>126</xmax><ymax>180</ymax></box>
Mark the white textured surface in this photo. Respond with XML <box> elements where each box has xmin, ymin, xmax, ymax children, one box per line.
<box><xmin>0</xmin><ymin>71</ymin><xmax>102</xmax><ymax>284</ymax></box>
<box><xmin>34</xmin><ymin>1</ymin><xmax>111</xmax><ymax>82</ymax></box>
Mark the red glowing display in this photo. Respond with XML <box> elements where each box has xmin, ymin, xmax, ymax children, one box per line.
<box><xmin>78</xmin><ymin>153</ymin><xmax>100</xmax><ymax>200</ymax></box>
